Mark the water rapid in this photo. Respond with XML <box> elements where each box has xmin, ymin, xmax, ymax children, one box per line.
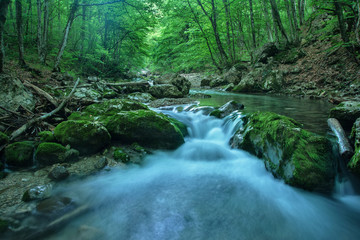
<box><xmin>48</xmin><ymin>107</ymin><xmax>360</xmax><ymax>240</ymax></box>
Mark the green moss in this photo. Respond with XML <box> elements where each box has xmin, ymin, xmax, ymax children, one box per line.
<box><xmin>38</xmin><ymin>131</ymin><xmax>56</xmax><ymax>143</ymax></box>
<box><xmin>5</xmin><ymin>141</ymin><xmax>34</xmax><ymax>167</ymax></box>
<box><xmin>113</xmin><ymin>148</ymin><xmax>130</xmax><ymax>163</ymax></box>
<box><xmin>36</xmin><ymin>142</ymin><xmax>67</xmax><ymax>166</ymax></box>
<box><xmin>168</xmin><ymin>117</ymin><xmax>188</xmax><ymax>137</ymax></box>
<box><xmin>237</xmin><ymin>111</ymin><xmax>334</xmax><ymax>192</ymax></box>
<box><xmin>105</xmin><ymin>110</ymin><xmax>184</xmax><ymax>149</ymax></box>
<box><xmin>0</xmin><ymin>132</ymin><xmax>9</xmax><ymax>145</ymax></box>
<box><xmin>54</xmin><ymin>120</ymin><xmax>111</xmax><ymax>155</ymax></box>
<box><xmin>210</xmin><ymin>109</ymin><xmax>222</xmax><ymax>118</ymax></box>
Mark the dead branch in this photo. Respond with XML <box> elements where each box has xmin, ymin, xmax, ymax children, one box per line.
<box><xmin>10</xmin><ymin>78</ymin><xmax>80</xmax><ymax>141</ymax></box>
<box><xmin>23</xmin><ymin>80</ymin><xmax>58</xmax><ymax>107</ymax></box>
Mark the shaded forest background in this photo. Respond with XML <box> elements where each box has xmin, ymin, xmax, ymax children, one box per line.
<box><xmin>0</xmin><ymin>0</ymin><xmax>359</xmax><ymax>78</ymax></box>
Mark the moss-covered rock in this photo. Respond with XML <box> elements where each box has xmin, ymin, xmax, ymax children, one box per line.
<box><xmin>149</xmin><ymin>84</ymin><xmax>183</xmax><ymax>98</ymax></box>
<box><xmin>38</xmin><ymin>131</ymin><xmax>56</xmax><ymax>143</ymax></box>
<box><xmin>68</xmin><ymin>99</ymin><xmax>148</xmax><ymax>122</ymax></box>
<box><xmin>5</xmin><ymin>141</ymin><xmax>34</xmax><ymax>167</ymax></box>
<box><xmin>113</xmin><ymin>148</ymin><xmax>130</xmax><ymax>163</ymax></box>
<box><xmin>0</xmin><ymin>132</ymin><xmax>9</xmax><ymax>146</ymax></box>
<box><xmin>36</xmin><ymin>142</ymin><xmax>67</xmax><ymax>166</ymax></box>
<box><xmin>329</xmin><ymin>101</ymin><xmax>360</xmax><ymax>129</ymax></box>
<box><xmin>232</xmin><ymin>112</ymin><xmax>335</xmax><ymax>192</ymax></box>
<box><xmin>54</xmin><ymin>120</ymin><xmax>111</xmax><ymax>155</ymax></box>
<box><xmin>167</xmin><ymin>117</ymin><xmax>188</xmax><ymax>137</ymax></box>
<box><xmin>348</xmin><ymin>118</ymin><xmax>360</xmax><ymax>175</ymax></box>
<box><xmin>105</xmin><ymin>110</ymin><xmax>184</xmax><ymax>149</ymax></box>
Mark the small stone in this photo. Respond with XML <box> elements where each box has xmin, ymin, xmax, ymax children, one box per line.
<box><xmin>22</xmin><ymin>184</ymin><xmax>53</xmax><ymax>202</ymax></box>
<box><xmin>94</xmin><ymin>157</ymin><xmax>108</xmax><ymax>169</ymax></box>
<box><xmin>48</xmin><ymin>165</ymin><xmax>69</xmax><ymax>181</ymax></box>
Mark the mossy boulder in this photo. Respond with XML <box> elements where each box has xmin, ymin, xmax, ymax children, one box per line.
<box><xmin>5</xmin><ymin>141</ymin><xmax>35</xmax><ymax>167</ymax></box>
<box><xmin>127</xmin><ymin>92</ymin><xmax>155</xmax><ymax>103</ymax></box>
<box><xmin>232</xmin><ymin>112</ymin><xmax>335</xmax><ymax>192</ymax></box>
<box><xmin>105</xmin><ymin>110</ymin><xmax>184</xmax><ymax>149</ymax></box>
<box><xmin>54</xmin><ymin>120</ymin><xmax>111</xmax><ymax>155</ymax></box>
<box><xmin>149</xmin><ymin>84</ymin><xmax>183</xmax><ymax>98</ymax></box>
<box><xmin>113</xmin><ymin>148</ymin><xmax>130</xmax><ymax>163</ymax></box>
<box><xmin>329</xmin><ymin>101</ymin><xmax>360</xmax><ymax>129</ymax></box>
<box><xmin>348</xmin><ymin>118</ymin><xmax>360</xmax><ymax>175</ymax></box>
<box><xmin>36</xmin><ymin>143</ymin><xmax>67</xmax><ymax>166</ymax></box>
<box><xmin>0</xmin><ymin>132</ymin><xmax>9</xmax><ymax>146</ymax></box>
<box><xmin>38</xmin><ymin>131</ymin><xmax>56</xmax><ymax>143</ymax></box>
<box><xmin>68</xmin><ymin>99</ymin><xmax>148</xmax><ymax>122</ymax></box>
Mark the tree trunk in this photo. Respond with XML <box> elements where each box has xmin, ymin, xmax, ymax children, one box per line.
<box><xmin>298</xmin><ymin>0</ymin><xmax>305</xmax><ymax>25</ymax></box>
<box><xmin>290</xmin><ymin>0</ymin><xmax>299</xmax><ymax>31</ymax></box>
<box><xmin>25</xmin><ymin>0</ymin><xmax>32</xmax><ymax>35</ymax></box>
<box><xmin>187</xmin><ymin>0</ymin><xmax>222</xmax><ymax>72</ymax></box>
<box><xmin>42</xmin><ymin>0</ymin><xmax>49</xmax><ymax>64</ymax></box>
<box><xmin>334</xmin><ymin>1</ymin><xmax>349</xmax><ymax>43</ymax></box>
<box><xmin>356</xmin><ymin>0</ymin><xmax>360</xmax><ymax>45</ymax></box>
<box><xmin>80</xmin><ymin>5</ymin><xmax>86</xmax><ymax>67</ymax></box>
<box><xmin>37</xmin><ymin>0</ymin><xmax>43</xmax><ymax>62</ymax></box>
<box><xmin>223</xmin><ymin>0</ymin><xmax>233</xmax><ymax>63</ymax></box>
<box><xmin>249</xmin><ymin>0</ymin><xmax>256</xmax><ymax>48</ymax></box>
<box><xmin>53</xmin><ymin>0</ymin><xmax>79</xmax><ymax>72</ymax></box>
<box><xmin>196</xmin><ymin>0</ymin><xmax>228</xmax><ymax>67</ymax></box>
<box><xmin>262</xmin><ymin>0</ymin><xmax>274</xmax><ymax>42</ymax></box>
<box><xmin>0</xmin><ymin>0</ymin><xmax>11</xmax><ymax>73</ymax></box>
<box><xmin>269</xmin><ymin>0</ymin><xmax>289</xmax><ymax>43</ymax></box>
<box><xmin>16</xmin><ymin>0</ymin><xmax>26</xmax><ymax>67</ymax></box>
<box><xmin>328</xmin><ymin>118</ymin><xmax>354</xmax><ymax>160</ymax></box>
<box><xmin>284</xmin><ymin>0</ymin><xmax>298</xmax><ymax>43</ymax></box>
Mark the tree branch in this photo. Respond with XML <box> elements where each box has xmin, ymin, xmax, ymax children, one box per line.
<box><xmin>79</xmin><ymin>0</ymin><xmax>124</xmax><ymax>7</ymax></box>
<box><xmin>10</xmin><ymin>78</ymin><xmax>80</xmax><ymax>141</ymax></box>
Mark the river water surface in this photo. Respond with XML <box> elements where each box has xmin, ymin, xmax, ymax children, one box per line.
<box><xmin>40</xmin><ymin>92</ymin><xmax>360</xmax><ymax>240</ymax></box>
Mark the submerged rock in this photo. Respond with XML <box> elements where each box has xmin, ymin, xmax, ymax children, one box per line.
<box><xmin>5</xmin><ymin>141</ymin><xmax>35</xmax><ymax>167</ymax></box>
<box><xmin>232</xmin><ymin>112</ymin><xmax>335</xmax><ymax>192</ymax></box>
<box><xmin>54</xmin><ymin>120</ymin><xmax>111</xmax><ymax>155</ymax></box>
<box><xmin>105</xmin><ymin>110</ymin><xmax>184</xmax><ymax>149</ymax></box>
<box><xmin>329</xmin><ymin>101</ymin><xmax>360</xmax><ymax>129</ymax></box>
<box><xmin>348</xmin><ymin>118</ymin><xmax>360</xmax><ymax>175</ymax></box>
<box><xmin>210</xmin><ymin>101</ymin><xmax>244</xmax><ymax>119</ymax></box>
<box><xmin>22</xmin><ymin>184</ymin><xmax>53</xmax><ymax>202</ymax></box>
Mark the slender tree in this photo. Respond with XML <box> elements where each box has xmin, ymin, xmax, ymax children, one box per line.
<box><xmin>262</xmin><ymin>0</ymin><xmax>274</xmax><ymax>42</ymax></box>
<box><xmin>16</xmin><ymin>0</ymin><xmax>26</xmax><ymax>67</ymax></box>
<box><xmin>0</xmin><ymin>0</ymin><xmax>11</xmax><ymax>73</ymax></box>
<box><xmin>334</xmin><ymin>0</ymin><xmax>349</xmax><ymax>43</ymax></box>
<box><xmin>269</xmin><ymin>0</ymin><xmax>289</xmax><ymax>43</ymax></box>
<box><xmin>249</xmin><ymin>0</ymin><xmax>256</xmax><ymax>48</ymax></box>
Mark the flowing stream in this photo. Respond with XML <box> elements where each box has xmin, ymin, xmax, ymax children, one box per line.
<box><xmin>42</xmin><ymin>103</ymin><xmax>360</xmax><ymax>240</ymax></box>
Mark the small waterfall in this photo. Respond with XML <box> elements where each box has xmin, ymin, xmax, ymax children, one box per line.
<box><xmin>40</xmin><ymin>108</ymin><xmax>360</xmax><ymax>240</ymax></box>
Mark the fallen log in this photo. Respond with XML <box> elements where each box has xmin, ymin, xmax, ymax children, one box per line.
<box><xmin>104</xmin><ymin>81</ymin><xmax>150</xmax><ymax>87</ymax></box>
<box><xmin>23</xmin><ymin>80</ymin><xmax>58</xmax><ymax>107</ymax></box>
<box><xmin>327</xmin><ymin>118</ymin><xmax>354</xmax><ymax>160</ymax></box>
<box><xmin>10</xmin><ymin>78</ymin><xmax>80</xmax><ymax>141</ymax></box>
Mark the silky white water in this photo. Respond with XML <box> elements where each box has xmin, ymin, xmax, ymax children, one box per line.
<box><xmin>49</xmin><ymin>107</ymin><xmax>360</xmax><ymax>240</ymax></box>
